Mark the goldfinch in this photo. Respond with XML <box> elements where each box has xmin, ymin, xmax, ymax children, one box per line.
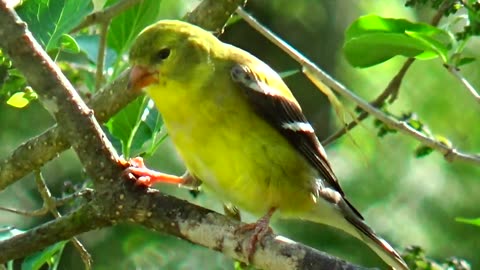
<box><xmin>127</xmin><ymin>20</ymin><xmax>409</xmax><ymax>270</ymax></box>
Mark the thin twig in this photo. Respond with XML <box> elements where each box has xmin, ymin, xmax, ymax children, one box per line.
<box><xmin>0</xmin><ymin>188</ymin><xmax>94</xmax><ymax>217</ymax></box>
<box><xmin>446</xmin><ymin>65</ymin><xmax>480</xmax><ymax>103</ymax></box>
<box><xmin>323</xmin><ymin>58</ymin><xmax>415</xmax><ymax>145</ymax></box>
<box><xmin>95</xmin><ymin>22</ymin><xmax>110</xmax><ymax>90</ymax></box>
<box><xmin>71</xmin><ymin>0</ymin><xmax>142</xmax><ymax>33</ymax></box>
<box><xmin>236</xmin><ymin>7</ymin><xmax>480</xmax><ymax>165</ymax></box>
<box><xmin>0</xmin><ymin>206</ymin><xmax>49</xmax><ymax>217</ymax></box>
<box><xmin>34</xmin><ymin>171</ymin><xmax>92</xmax><ymax>270</ymax></box>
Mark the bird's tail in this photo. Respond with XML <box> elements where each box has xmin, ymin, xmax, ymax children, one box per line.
<box><xmin>309</xmin><ymin>196</ymin><xmax>409</xmax><ymax>270</ymax></box>
<box><xmin>343</xmin><ymin>212</ymin><xmax>409</xmax><ymax>270</ymax></box>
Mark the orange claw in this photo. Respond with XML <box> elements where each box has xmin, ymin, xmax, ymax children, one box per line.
<box><xmin>122</xmin><ymin>157</ymin><xmax>184</xmax><ymax>187</ymax></box>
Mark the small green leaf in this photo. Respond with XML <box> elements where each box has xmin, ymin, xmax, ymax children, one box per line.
<box><xmin>414</xmin><ymin>145</ymin><xmax>433</xmax><ymax>158</ymax></box>
<box><xmin>105</xmin><ymin>97</ymin><xmax>145</xmax><ymax>157</ymax></box>
<box><xmin>435</xmin><ymin>135</ymin><xmax>453</xmax><ymax>148</ymax></box>
<box><xmin>457</xmin><ymin>57</ymin><xmax>476</xmax><ymax>67</ymax></box>
<box><xmin>21</xmin><ymin>241</ymin><xmax>67</xmax><ymax>270</ymax></box>
<box><xmin>344</xmin><ymin>14</ymin><xmax>451</xmax><ymax>67</ymax></box>
<box><xmin>6</xmin><ymin>92</ymin><xmax>30</xmax><ymax>108</ymax></box>
<box><xmin>23</xmin><ymin>86</ymin><xmax>38</xmax><ymax>100</ymax></box>
<box><xmin>58</xmin><ymin>34</ymin><xmax>80</xmax><ymax>54</ymax></box>
<box><xmin>407</xmin><ymin>118</ymin><xmax>423</xmax><ymax>131</ymax></box>
<box><xmin>455</xmin><ymin>217</ymin><xmax>480</xmax><ymax>227</ymax></box>
<box><xmin>105</xmin><ymin>97</ymin><xmax>163</xmax><ymax>158</ymax></box>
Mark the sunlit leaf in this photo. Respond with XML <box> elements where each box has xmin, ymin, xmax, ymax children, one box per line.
<box><xmin>455</xmin><ymin>217</ymin><xmax>480</xmax><ymax>227</ymax></box>
<box><xmin>408</xmin><ymin>118</ymin><xmax>423</xmax><ymax>131</ymax></box>
<box><xmin>344</xmin><ymin>14</ymin><xmax>450</xmax><ymax>67</ymax></box>
<box><xmin>435</xmin><ymin>135</ymin><xmax>453</xmax><ymax>148</ymax></box>
<box><xmin>6</xmin><ymin>92</ymin><xmax>30</xmax><ymax>108</ymax></box>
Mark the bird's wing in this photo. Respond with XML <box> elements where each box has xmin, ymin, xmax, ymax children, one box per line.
<box><xmin>230</xmin><ymin>63</ymin><xmax>345</xmax><ymax>196</ymax></box>
<box><xmin>230</xmin><ymin>63</ymin><xmax>408</xmax><ymax>269</ymax></box>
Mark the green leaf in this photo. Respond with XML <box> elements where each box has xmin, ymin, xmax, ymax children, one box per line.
<box><xmin>6</xmin><ymin>92</ymin><xmax>30</xmax><ymax>108</ymax></box>
<box><xmin>457</xmin><ymin>57</ymin><xmax>476</xmax><ymax>67</ymax></box>
<box><xmin>414</xmin><ymin>145</ymin><xmax>433</xmax><ymax>158</ymax></box>
<box><xmin>407</xmin><ymin>118</ymin><xmax>423</xmax><ymax>131</ymax></box>
<box><xmin>21</xmin><ymin>241</ymin><xmax>67</xmax><ymax>270</ymax></box>
<box><xmin>404</xmin><ymin>30</ymin><xmax>449</xmax><ymax>62</ymax></box>
<box><xmin>105</xmin><ymin>96</ymin><xmax>145</xmax><ymax>157</ymax></box>
<box><xmin>106</xmin><ymin>0</ymin><xmax>165</xmax><ymax>55</ymax></box>
<box><xmin>76</xmin><ymin>35</ymin><xmax>118</xmax><ymax>68</ymax></box>
<box><xmin>141</xmin><ymin>100</ymin><xmax>166</xmax><ymax>157</ymax></box>
<box><xmin>455</xmin><ymin>217</ymin><xmax>480</xmax><ymax>227</ymax></box>
<box><xmin>6</xmin><ymin>87</ymin><xmax>38</xmax><ymax>108</ymax></box>
<box><xmin>344</xmin><ymin>14</ymin><xmax>451</xmax><ymax>67</ymax></box>
<box><xmin>16</xmin><ymin>0</ymin><xmax>93</xmax><ymax>51</ymax></box>
<box><xmin>435</xmin><ymin>135</ymin><xmax>453</xmax><ymax>148</ymax></box>
<box><xmin>1</xmin><ymin>68</ymin><xmax>27</xmax><ymax>97</ymax></box>
<box><xmin>105</xmin><ymin>97</ymin><xmax>165</xmax><ymax>157</ymax></box>
<box><xmin>58</xmin><ymin>34</ymin><xmax>81</xmax><ymax>54</ymax></box>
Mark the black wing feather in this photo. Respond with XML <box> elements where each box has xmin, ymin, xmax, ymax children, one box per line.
<box><xmin>230</xmin><ymin>64</ymin><xmax>345</xmax><ymax>196</ymax></box>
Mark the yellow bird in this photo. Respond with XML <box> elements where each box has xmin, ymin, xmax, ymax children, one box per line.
<box><xmin>127</xmin><ymin>20</ymin><xmax>409</xmax><ymax>270</ymax></box>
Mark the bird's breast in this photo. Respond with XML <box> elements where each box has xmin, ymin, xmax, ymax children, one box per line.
<box><xmin>150</xmin><ymin>79</ymin><xmax>318</xmax><ymax>216</ymax></box>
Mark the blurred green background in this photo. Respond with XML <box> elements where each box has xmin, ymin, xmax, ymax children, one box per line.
<box><xmin>1</xmin><ymin>0</ymin><xmax>479</xmax><ymax>269</ymax></box>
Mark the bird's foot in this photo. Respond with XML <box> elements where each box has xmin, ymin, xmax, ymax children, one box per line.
<box><xmin>235</xmin><ymin>208</ymin><xmax>276</xmax><ymax>263</ymax></box>
<box><xmin>121</xmin><ymin>157</ymin><xmax>184</xmax><ymax>187</ymax></box>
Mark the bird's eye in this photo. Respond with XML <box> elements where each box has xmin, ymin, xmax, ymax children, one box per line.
<box><xmin>153</xmin><ymin>48</ymin><xmax>171</xmax><ymax>62</ymax></box>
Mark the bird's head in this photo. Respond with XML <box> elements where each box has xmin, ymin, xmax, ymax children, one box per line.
<box><xmin>128</xmin><ymin>20</ymin><xmax>219</xmax><ymax>91</ymax></box>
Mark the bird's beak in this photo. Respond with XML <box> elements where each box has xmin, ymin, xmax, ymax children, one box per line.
<box><xmin>128</xmin><ymin>65</ymin><xmax>158</xmax><ymax>91</ymax></box>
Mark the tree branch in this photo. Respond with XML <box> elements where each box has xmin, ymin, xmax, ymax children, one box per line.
<box><xmin>0</xmin><ymin>177</ymin><xmax>372</xmax><ymax>270</ymax></box>
<box><xmin>445</xmin><ymin>64</ymin><xmax>480</xmax><ymax>104</ymax></box>
<box><xmin>322</xmin><ymin>58</ymin><xmax>415</xmax><ymax>145</ymax></box>
<box><xmin>0</xmin><ymin>202</ymin><xmax>109</xmax><ymax>263</ymax></box>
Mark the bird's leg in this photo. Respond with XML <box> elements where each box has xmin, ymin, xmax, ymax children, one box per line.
<box><xmin>122</xmin><ymin>157</ymin><xmax>195</xmax><ymax>187</ymax></box>
<box><xmin>236</xmin><ymin>207</ymin><xmax>276</xmax><ymax>263</ymax></box>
